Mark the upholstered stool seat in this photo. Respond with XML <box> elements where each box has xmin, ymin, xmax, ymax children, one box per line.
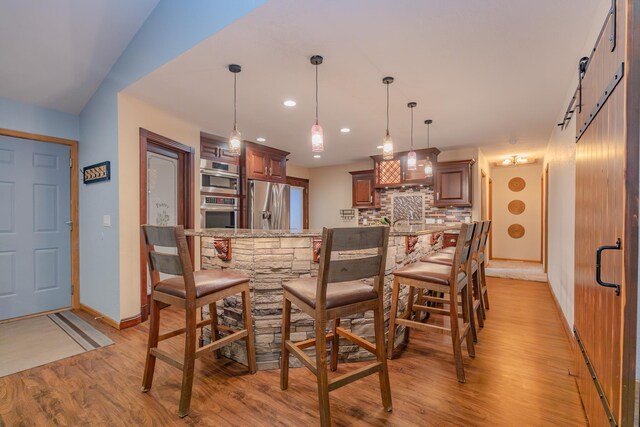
<box><xmin>282</xmin><ymin>277</ymin><xmax>378</xmax><ymax>309</ymax></box>
<box><xmin>156</xmin><ymin>270</ymin><xmax>248</xmax><ymax>299</ymax></box>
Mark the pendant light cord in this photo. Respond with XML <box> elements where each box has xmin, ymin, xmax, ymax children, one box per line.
<box><xmin>233</xmin><ymin>72</ymin><xmax>237</xmax><ymax>131</ymax></box>
<box><xmin>427</xmin><ymin>122</ymin><xmax>430</xmax><ymax>149</ymax></box>
<box><xmin>315</xmin><ymin>64</ymin><xmax>319</xmax><ymax>125</ymax></box>
<box><xmin>386</xmin><ymin>83</ymin><xmax>390</xmax><ymax>133</ymax></box>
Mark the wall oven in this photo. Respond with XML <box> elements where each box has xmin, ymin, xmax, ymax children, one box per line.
<box><xmin>200</xmin><ymin>195</ymin><xmax>239</xmax><ymax>229</ymax></box>
<box><xmin>200</xmin><ymin>159</ymin><xmax>239</xmax><ymax>195</ymax></box>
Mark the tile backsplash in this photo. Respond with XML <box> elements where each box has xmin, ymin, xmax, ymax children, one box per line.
<box><xmin>358</xmin><ymin>186</ymin><xmax>471</xmax><ymax>226</ymax></box>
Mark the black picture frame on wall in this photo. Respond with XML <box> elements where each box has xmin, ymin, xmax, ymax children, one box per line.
<box><xmin>83</xmin><ymin>160</ymin><xmax>110</xmax><ymax>184</ymax></box>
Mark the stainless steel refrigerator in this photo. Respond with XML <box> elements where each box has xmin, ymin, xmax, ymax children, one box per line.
<box><xmin>247</xmin><ymin>180</ymin><xmax>290</xmax><ymax>229</ymax></box>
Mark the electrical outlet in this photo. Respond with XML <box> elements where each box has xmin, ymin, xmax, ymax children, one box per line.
<box><xmin>103</xmin><ymin>215</ymin><xmax>111</xmax><ymax>227</ymax></box>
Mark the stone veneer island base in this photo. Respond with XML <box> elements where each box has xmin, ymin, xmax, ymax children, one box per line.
<box><xmin>186</xmin><ymin>226</ymin><xmax>458</xmax><ymax>371</ymax></box>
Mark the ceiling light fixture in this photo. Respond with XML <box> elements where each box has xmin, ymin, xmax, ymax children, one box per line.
<box><xmin>382</xmin><ymin>76</ymin><xmax>394</xmax><ymax>160</ymax></box>
<box><xmin>501</xmin><ymin>155</ymin><xmax>530</xmax><ymax>166</ymax></box>
<box><xmin>376</xmin><ymin>145</ymin><xmax>384</xmax><ymax>149</ymax></box>
<box><xmin>256</xmin><ymin>137</ymin><xmax>266</xmax><ymax>142</ymax></box>
<box><xmin>283</xmin><ymin>100</ymin><xmax>297</xmax><ymax>107</ymax></box>
<box><xmin>424</xmin><ymin>119</ymin><xmax>434</xmax><ymax>177</ymax></box>
<box><xmin>340</xmin><ymin>127</ymin><xmax>351</xmax><ymax>133</ymax></box>
<box><xmin>310</xmin><ymin>55</ymin><xmax>324</xmax><ymax>152</ymax></box>
<box><xmin>228</xmin><ymin>64</ymin><xmax>242</xmax><ymax>156</ymax></box>
<box><xmin>407</xmin><ymin>102</ymin><xmax>417</xmax><ymax>171</ymax></box>
<box><xmin>313</xmin><ymin>154</ymin><xmax>321</xmax><ymax>158</ymax></box>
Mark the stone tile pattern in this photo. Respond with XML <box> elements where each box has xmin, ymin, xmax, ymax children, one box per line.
<box><xmin>200</xmin><ymin>232</ymin><xmax>443</xmax><ymax>370</ymax></box>
<box><xmin>392</xmin><ymin>194</ymin><xmax>424</xmax><ymax>223</ymax></box>
<box><xmin>359</xmin><ymin>187</ymin><xmax>472</xmax><ymax>226</ymax></box>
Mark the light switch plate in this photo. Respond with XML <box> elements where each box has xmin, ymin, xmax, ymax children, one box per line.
<box><xmin>103</xmin><ymin>215</ymin><xmax>111</xmax><ymax>227</ymax></box>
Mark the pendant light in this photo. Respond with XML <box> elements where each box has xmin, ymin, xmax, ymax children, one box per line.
<box><xmin>382</xmin><ymin>77</ymin><xmax>394</xmax><ymax>160</ymax></box>
<box><xmin>424</xmin><ymin>119</ymin><xmax>434</xmax><ymax>177</ymax></box>
<box><xmin>310</xmin><ymin>55</ymin><xmax>324</xmax><ymax>152</ymax></box>
<box><xmin>407</xmin><ymin>102</ymin><xmax>417</xmax><ymax>170</ymax></box>
<box><xmin>228</xmin><ymin>64</ymin><xmax>242</xmax><ymax>156</ymax></box>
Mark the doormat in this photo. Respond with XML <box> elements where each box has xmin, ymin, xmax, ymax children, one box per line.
<box><xmin>0</xmin><ymin>310</ymin><xmax>113</xmax><ymax>377</ymax></box>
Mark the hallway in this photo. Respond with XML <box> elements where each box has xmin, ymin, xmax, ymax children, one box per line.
<box><xmin>0</xmin><ymin>277</ymin><xmax>585</xmax><ymax>426</ymax></box>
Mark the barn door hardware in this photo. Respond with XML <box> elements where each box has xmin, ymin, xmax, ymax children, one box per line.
<box><xmin>595</xmin><ymin>238</ymin><xmax>621</xmax><ymax>296</ymax></box>
<box><xmin>557</xmin><ymin>57</ymin><xmax>589</xmax><ymax>129</ymax></box>
<box><xmin>576</xmin><ymin>62</ymin><xmax>624</xmax><ymax>142</ymax></box>
<box><xmin>609</xmin><ymin>0</ymin><xmax>616</xmax><ymax>51</ymax></box>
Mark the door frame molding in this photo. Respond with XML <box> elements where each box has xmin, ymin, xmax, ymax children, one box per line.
<box><xmin>139</xmin><ymin>128</ymin><xmax>195</xmax><ymax>323</ymax></box>
<box><xmin>488</xmin><ymin>177</ymin><xmax>493</xmax><ymax>260</ymax></box>
<box><xmin>0</xmin><ymin>128</ymin><xmax>80</xmax><ymax>310</ymax></box>
<box><xmin>286</xmin><ymin>176</ymin><xmax>310</xmax><ymax>229</ymax></box>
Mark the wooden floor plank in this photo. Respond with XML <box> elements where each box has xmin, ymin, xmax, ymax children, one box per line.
<box><xmin>0</xmin><ymin>278</ymin><xmax>587</xmax><ymax>426</ymax></box>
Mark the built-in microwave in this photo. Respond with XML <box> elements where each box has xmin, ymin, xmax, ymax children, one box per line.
<box><xmin>200</xmin><ymin>195</ymin><xmax>239</xmax><ymax>229</ymax></box>
<box><xmin>200</xmin><ymin>159</ymin><xmax>239</xmax><ymax>195</ymax></box>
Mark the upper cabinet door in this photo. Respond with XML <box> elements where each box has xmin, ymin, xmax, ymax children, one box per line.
<box><xmin>434</xmin><ymin>160</ymin><xmax>474</xmax><ymax>207</ymax></box>
<box><xmin>268</xmin><ymin>152</ymin><xmax>287</xmax><ymax>183</ymax></box>
<box><xmin>404</xmin><ymin>152</ymin><xmax>437</xmax><ymax>186</ymax></box>
<box><xmin>350</xmin><ymin>170</ymin><xmax>379</xmax><ymax>208</ymax></box>
<box><xmin>375</xmin><ymin>159</ymin><xmax>402</xmax><ymax>187</ymax></box>
<box><xmin>201</xmin><ymin>133</ymin><xmax>240</xmax><ymax>165</ymax></box>
<box><xmin>246</xmin><ymin>147</ymin><xmax>269</xmax><ymax>180</ymax></box>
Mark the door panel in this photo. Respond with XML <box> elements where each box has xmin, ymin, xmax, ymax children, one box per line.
<box><xmin>573</xmin><ymin>1</ymin><xmax>631</xmax><ymax>424</ymax></box>
<box><xmin>0</xmin><ymin>136</ymin><xmax>71</xmax><ymax>320</ymax></box>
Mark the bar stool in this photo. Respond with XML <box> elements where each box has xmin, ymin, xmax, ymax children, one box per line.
<box><xmin>387</xmin><ymin>223</ymin><xmax>477</xmax><ymax>383</ymax></box>
<box><xmin>280</xmin><ymin>227</ymin><xmax>392</xmax><ymax>427</ymax></box>
<box><xmin>424</xmin><ymin>221</ymin><xmax>491</xmax><ymax>314</ymax></box>
<box><xmin>141</xmin><ymin>225</ymin><xmax>257</xmax><ymax>418</ymax></box>
<box><xmin>420</xmin><ymin>221</ymin><xmax>485</xmax><ymax>342</ymax></box>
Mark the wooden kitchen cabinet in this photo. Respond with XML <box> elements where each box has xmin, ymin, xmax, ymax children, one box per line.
<box><xmin>371</xmin><ymin>148</ymin><xmax>440</xmax><ymax>188</ymax></box>
<box><xmin>350</xmin><ymin>169</ymin><xmax>380</xmax><ymax>209</ymax></box>
<box><xmin>244</xmin><ymin>141</ymin><xmax>289</xmax><ymax>183</ymax></box>
<box><xmin>434</xmin><ymin>159</ymin><xmax>475</xmax><ymax>207</ymax></box>
<box><xmin>200</xmin><ymin>132</ymin><xmax>239</xmax><ymax>165</ymax></box>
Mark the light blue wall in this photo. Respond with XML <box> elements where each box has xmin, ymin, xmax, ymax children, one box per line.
<box><xmin>79</xmin><ymin>0</ymin><xmax>266</xmax><ymax>321</ymax></box>
<box><xmin>0</xmin><ymin>97</ymin><xmax>79</xmax><ymax>141</ymax></box>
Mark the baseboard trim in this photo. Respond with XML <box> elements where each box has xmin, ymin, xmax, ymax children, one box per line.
<box><xmin>546</xmin><ymin>281</ymin><xmax>575</xmax><ymax>355</ymax></box>
<box><xmin>79</xmin><ymin>304</ymin><xmax>120</xmax><ymax>330</ymax></box>
<box><xmin>119</xmin><ymin>314</ymin><xmax>142</xmax><ymax>330</ymax></box>
<box><xmin>490</xmin><ymin>257</ymin><xmax>543</xmax><ymax>263</ymax></box>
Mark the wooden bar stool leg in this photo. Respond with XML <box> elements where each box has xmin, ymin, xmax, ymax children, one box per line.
<box><xmin>404</xmin><ymin>286</ymin><xmax>415</xmax><ymax>344</ymax></box>
<box><xmin>481</xmin><ymin>261</ymin><xmax>490</xmax><ymax>310</ymax></box>
<box><xmin>209</xmin><ymin>302</ymin><xmax>220</xmax><ymax>358</ymax></box>
<box><xmin>387</xmin><ymin>277</ymin><xmax>401</xmax><ymax>359</ymax></box>
<box><xmin>314</xmin><ymin>316</ymin><xmax>331</xmax><ymax>427</ymax></box>
<box><xmin>467</xmin><ymin>277</ymin><xmax>478</xmax><ymax>344</ymax></box>
<box><xmin>373</xmin><ymin>305</ymin><xmax>393</xmax><ymax>412</ymax></box>
<box><xmin>242</xmin><ymin>285</ymin><xmax>257</xmax><ymax>374</ymax></box>
<box><xmin>142</xmin><ymin>298</ymin><xmax>160</xmax><ymax>392</ymax></box>
<box><xmin>330</xmin><ymin>318</ymin><xmax>340</xmax><ymax>371</ymax></box>
<box><xmin>449</xmin><ymin>287</ymin><xmax>466</xmax><ymax>383</ymax></box>
<box><xmin>178</xmin><ymin>306</ymin><xmax>197</xmax><ymax>418</ymax></box>
<box><xmin>280</xmin><ymin>296</ymin><xmax>291</xmax><ymax>390</ymax></box>
<box><xmin>474</xmin><ymin>270</ymin><xmax>487</xmax><ymax>322</ymax></box>
<box><xmin>460</xmin><ymin>283</ymin><xmax>475</xmax><ymax>359</ymax></box>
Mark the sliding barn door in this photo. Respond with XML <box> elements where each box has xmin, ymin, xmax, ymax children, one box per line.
<box><xmin>573</xmin><ymin>1</ymin><xmax>638</xmax><ymax>426</ymax></box>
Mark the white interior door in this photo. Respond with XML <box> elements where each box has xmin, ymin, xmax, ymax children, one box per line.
<box><xmin>0</xmin><ymin>136</ymin><xmax>71</xmax><ymax>321</ymax></box>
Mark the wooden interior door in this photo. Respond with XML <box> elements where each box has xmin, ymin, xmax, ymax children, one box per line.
<box><xmin>573</xmin><ymin>1</ymin><xmax>638</xmax><ymax>425</ymax></box>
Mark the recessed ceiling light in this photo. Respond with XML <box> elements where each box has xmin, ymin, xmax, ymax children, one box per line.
<box><xmin>283</xmin><ymin>100</ymin><xmax>297</xmax><ymax>107</ymax></box>
<box><xmin>340</xmin><ymin>127</ymin><xmax>351</xmax><ymax>133</ymax></box>
<box><xmin>376</xmin><ymin>145</ymin><xmax>383</xmax><ymax>149</ymax></box>
<box><xmin>256</xmin><ymin>137</ymin><xmax>266</xmax><ymax>142</ymax></box>
<box><xmin>313</xmin><ymin>154</ymin><xmax>321</xmax><ymax>158</ymax></box>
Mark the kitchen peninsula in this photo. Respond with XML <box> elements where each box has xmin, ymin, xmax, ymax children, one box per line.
<box><xmin>186</xmin><ymin>225</ymin><xmax>459</xmax><ymax>370</ymax></box>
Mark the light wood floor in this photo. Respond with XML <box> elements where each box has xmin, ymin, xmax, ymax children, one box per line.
<box><xmin>0</xmin><ymin>278</ymin><xmax>586</xmax><ymax>426</ymax></box>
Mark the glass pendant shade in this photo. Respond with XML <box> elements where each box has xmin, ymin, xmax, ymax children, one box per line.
<box><xmin>425</xmin><ymin>160</ymin><xmax>433</xmax><ymax>177</ymax></box>
<box><xmin>407</xmin><ymin>151</ymin><xmax>417</xmax><ymax>170</ymax></box>
<box><xmin>382</xmin><ymin>132</ymin><xmax>394</xmax><ymax>160</ymax></box>
<box><xmin>229</xmin><ymin>128</ymin><xmax>242</xmax><ymax>156</ymax></box>
<box><xmin>311</xmin><ymin>122</ymin><xmax>324</xmax><ymax>152</ymax></box>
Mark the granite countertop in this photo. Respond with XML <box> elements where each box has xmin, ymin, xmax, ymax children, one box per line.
<box><xmin>185</xmin><ymin>224</ymin><xmax>460</xmax><ymax>238</ymax></box>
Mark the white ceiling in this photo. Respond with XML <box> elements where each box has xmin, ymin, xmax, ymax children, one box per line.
<box><xmin>125</xmin><ymin>0</ymin><xmax>608</xmax><ymax>166</ymax></box>
<box><xmin>0</xmin><ymin>0</ymin><xmax>159</xmax><ymax>114</ymax></box>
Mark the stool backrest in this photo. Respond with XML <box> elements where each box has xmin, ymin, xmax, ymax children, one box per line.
<box><xmin>478</xmin><ymin>221</ymin><xmax>491</xmax><ymax>256</ymax></box>
<box><xmin>451</xmin><ymin>223</ymin><xmax>477</xmax><ymax>281</ymax></box>
<box><xmin>316</xmin><ymin>226</ymin><xmax>390</xmax><ymax>311</ymax></box>
<box><xmin>141</xmin><ymin>225</ymin><xmax>196</xmax><ymax>299</ymax></box>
